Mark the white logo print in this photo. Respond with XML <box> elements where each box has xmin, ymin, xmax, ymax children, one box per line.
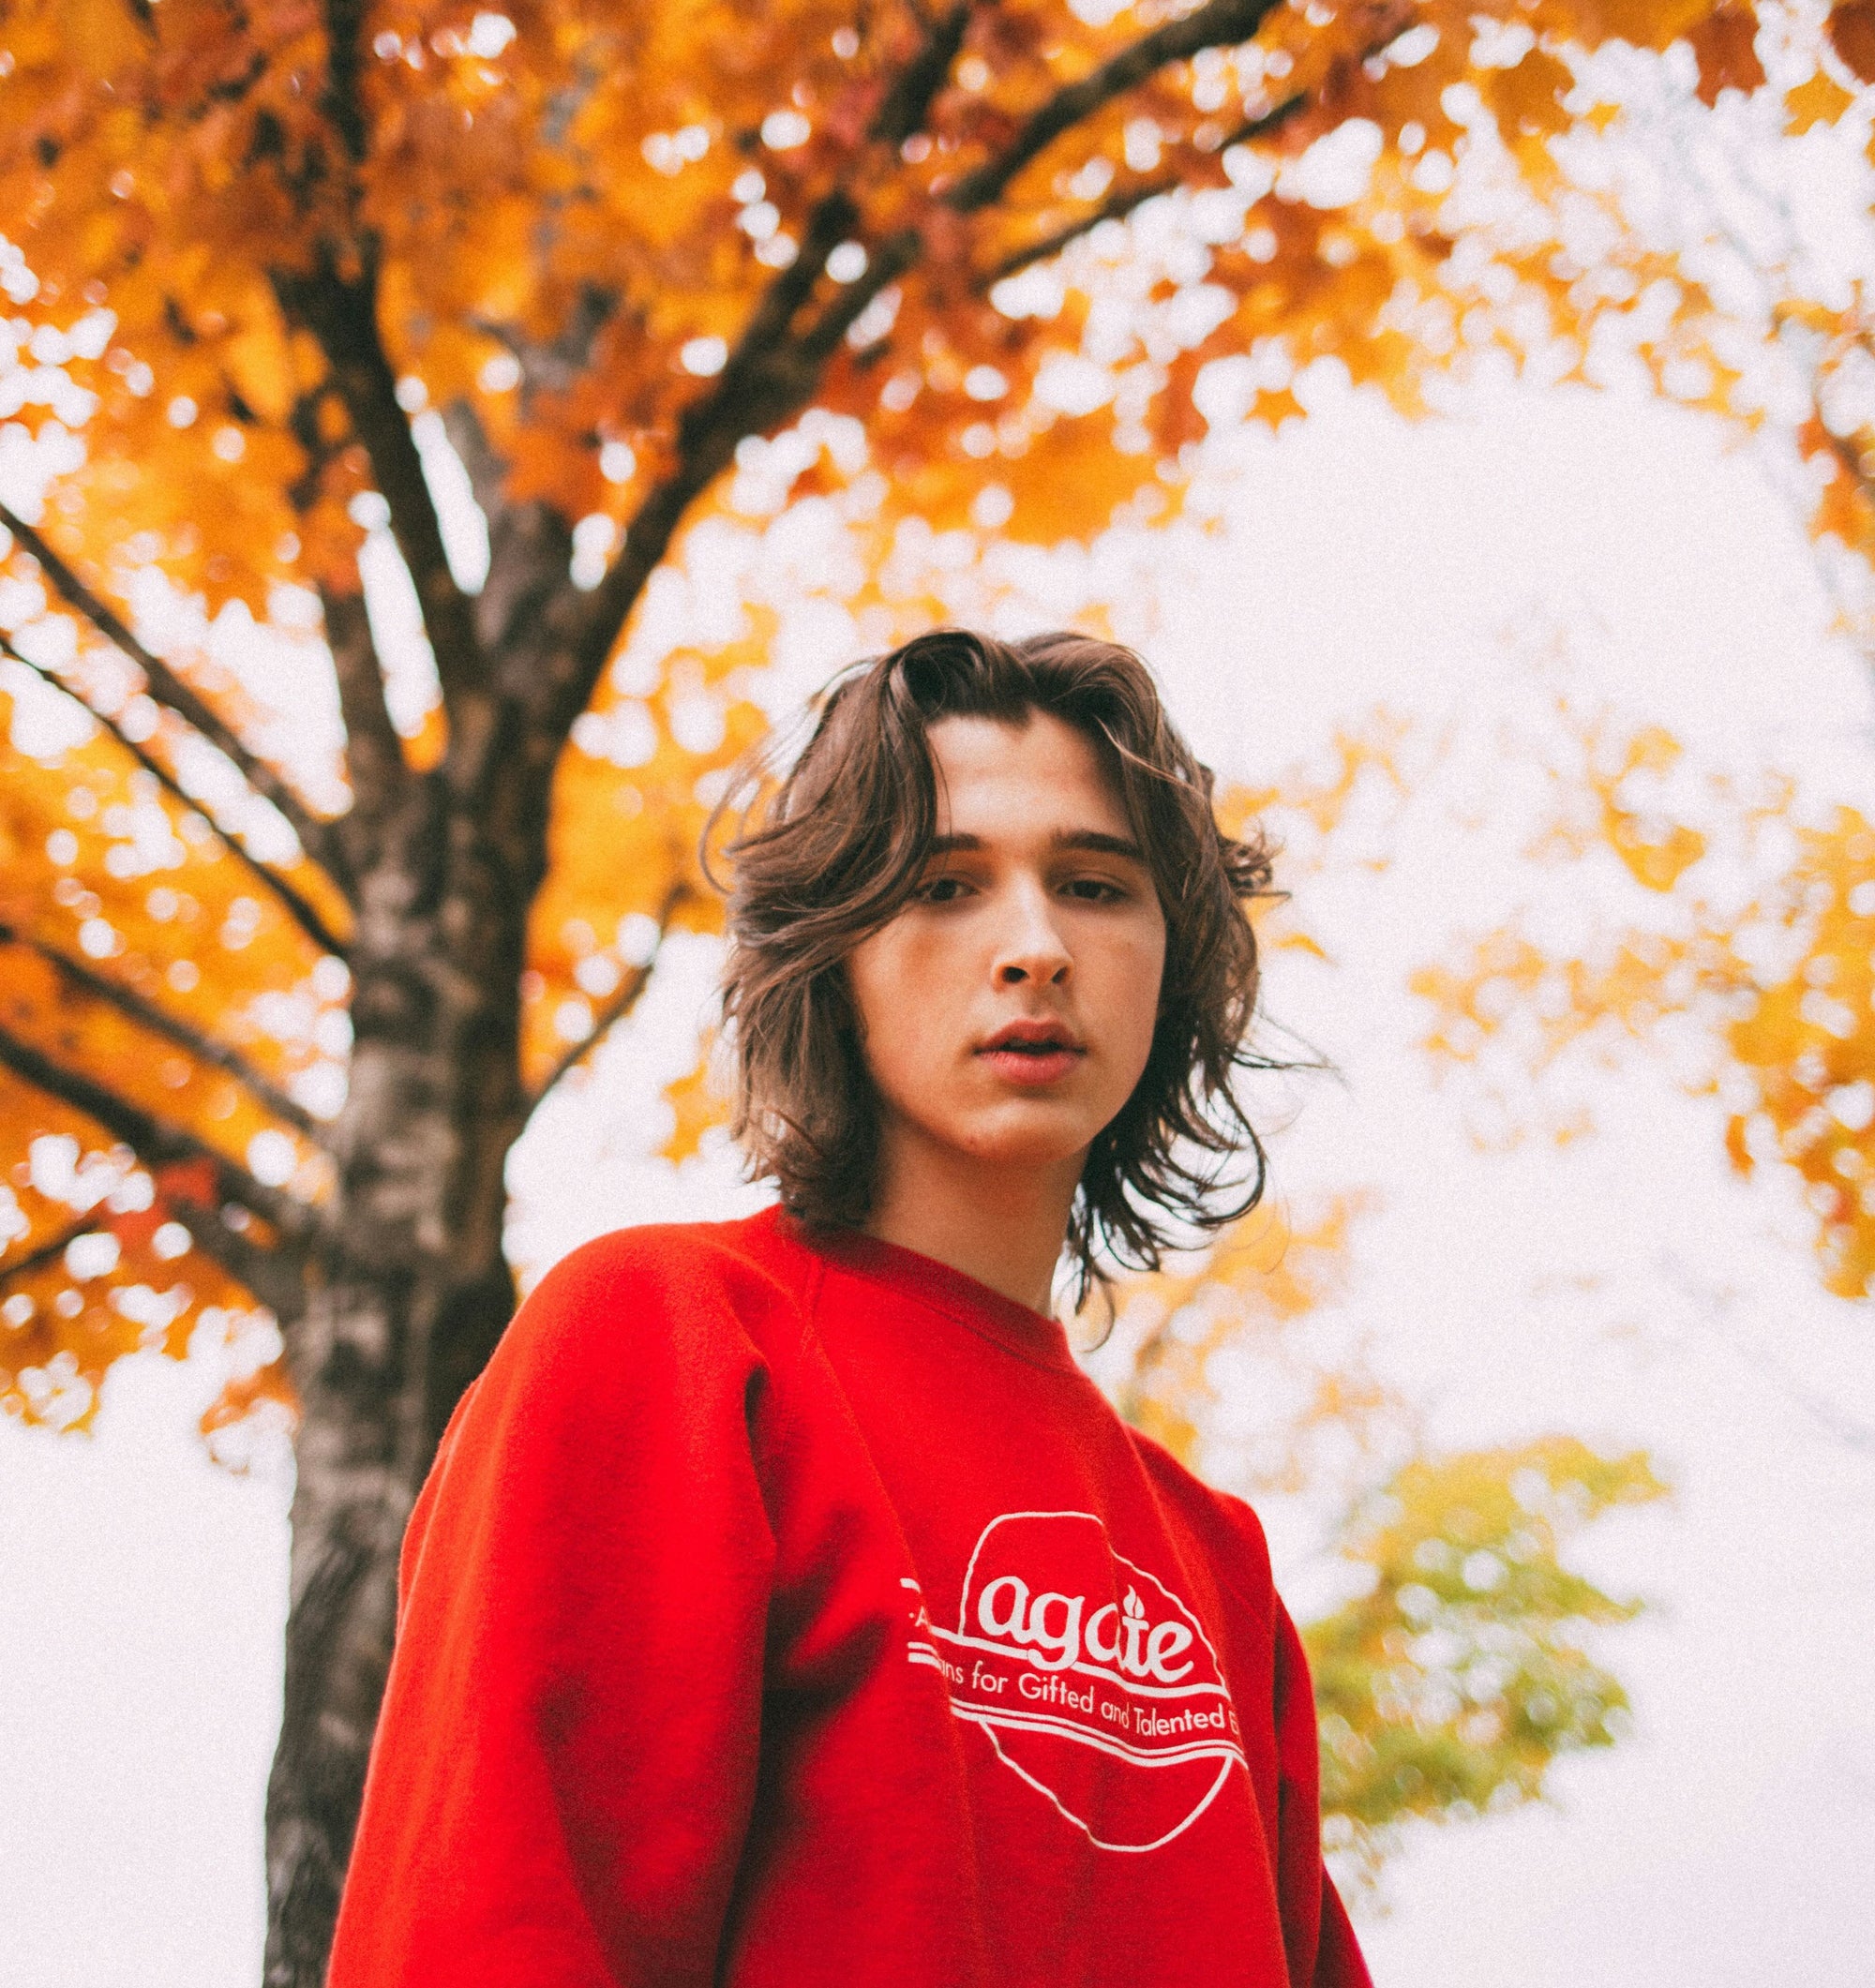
<box><xmin>905</xmin><ymin>1511</ymin><xmax>1245</xmax><ymax>1853</ymax></box>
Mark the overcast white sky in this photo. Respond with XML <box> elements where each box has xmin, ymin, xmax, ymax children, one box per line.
<box><xmin>5</xmin><ymin>381</ymin><xmax>1875</xmax><ymax>1986</ymax></box>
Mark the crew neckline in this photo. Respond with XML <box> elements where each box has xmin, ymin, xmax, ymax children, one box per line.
<box><xmin>781</xmin><ymin>1212</ymin><xmax>1080</xmax><ymax>1374</ymax></box>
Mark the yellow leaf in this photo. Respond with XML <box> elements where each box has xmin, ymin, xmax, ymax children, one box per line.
<box><xmin>660</xmin><ymin>1042</ymin><xmax>732</xmax><ymax>1165</ymax></box>
<box><xmin>223</xmin><ymin>320</ymin><xmax>295</xmax><ymax>426</ymax></box>
<box><xmin>1251</xmin><ymin>385</ymin><xmax>1306</xmax><ymax>429</ymax></box>
<box><xmin>1785</xmin><ymin>68</ymin><xmax>1856</xmax><ymax>131</ymax></box>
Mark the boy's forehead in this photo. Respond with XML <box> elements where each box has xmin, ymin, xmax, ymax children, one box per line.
<box><xmin>926</xmin><ymin>711</ymin><xmax>1131</xmax><ymax>835</ymax></box>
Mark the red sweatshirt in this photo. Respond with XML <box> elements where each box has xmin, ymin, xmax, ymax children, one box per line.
<box><xmin>328</xmin><ymin>1208</ymin><xmax>1372</xmax><ymax>1988</ymax></box>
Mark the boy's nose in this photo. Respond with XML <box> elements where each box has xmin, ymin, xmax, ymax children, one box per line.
<box><xmin>993</xmin><ymin>881</ymin><xmax>1071</xmax><ymax>987</ymax></box>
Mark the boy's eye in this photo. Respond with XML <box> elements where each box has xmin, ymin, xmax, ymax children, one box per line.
<box><xmin>1063</xmin><ymin>876</ymin><xmax>1126</xmax><ymax>904</ymax></box>
<box><xmin>914</xmin><ymin>874</ymin><xmax>972</xmax><ymax>904</ymax></box>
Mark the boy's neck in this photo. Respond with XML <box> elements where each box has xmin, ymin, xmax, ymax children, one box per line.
<box><xmin>861</xmin><ymin>1128</ymin><xmax>1083</xmax><ymax>1317</ymax></box>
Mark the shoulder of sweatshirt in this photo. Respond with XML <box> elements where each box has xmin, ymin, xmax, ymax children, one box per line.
<box><xmin>1121</xmin><ymin>1416</ymin><xmax>1277</xmax><ymax>1619</ymax></box>
<box><xmin>469</xmin><ymin>1209</ymin><xmax>817</xmax><ymax>1423</ymax></box>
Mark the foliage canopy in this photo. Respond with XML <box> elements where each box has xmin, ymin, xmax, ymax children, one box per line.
<box><xmin>0</xmin><ymin>0</ymin><xmax>1866</xmax><ymax>1973</ymax></box>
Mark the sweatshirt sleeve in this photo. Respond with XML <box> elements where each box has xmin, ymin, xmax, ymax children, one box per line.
<box><xmin>326</xmin><ymin>1230</ymin><xmax>785</xmax><ymax>1988</ymax></box>
<box><xmin>1272</xmin><ymin>1599</ymin><xmax>1373</xmax><ymax>1988</ymax></box>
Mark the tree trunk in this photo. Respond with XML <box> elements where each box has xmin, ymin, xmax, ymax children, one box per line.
<box><xmin>262</xmin><ymin>772</ymin><xmax>538</xmax><ymax>1986</ymax></box>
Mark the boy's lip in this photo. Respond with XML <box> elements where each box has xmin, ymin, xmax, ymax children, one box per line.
<box><xmin>977</xmin><ymin>1018</ymin><xmax>1085</xmax><ymax>1054</ymax></box>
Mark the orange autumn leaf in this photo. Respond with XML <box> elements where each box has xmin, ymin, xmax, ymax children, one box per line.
<box><xmin>1485</xmin><ymin>49</ymin><xmax>1579</xmax><ymax>142</ymax></box>
<box><xmin>1688</xmin><ymin>6</ymin><xmax>1768</xmax><ymax>101</ymax></box>
<box><xmin>1827</xmin><ymin>0</ymin><xmax>1875</xmax><ymax>81</ymax></box>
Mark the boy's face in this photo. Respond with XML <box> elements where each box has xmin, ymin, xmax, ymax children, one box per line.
<box><xmin>845</xmin><ymin>710</ymin><xmax>1167</xmax><ymax>1188</ymax></box>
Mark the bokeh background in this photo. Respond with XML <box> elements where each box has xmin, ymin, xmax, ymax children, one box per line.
<box><xmin>3</xmin><ymin>4</ymin><xmax>1873</xmax><ymax>1983</ymax></box>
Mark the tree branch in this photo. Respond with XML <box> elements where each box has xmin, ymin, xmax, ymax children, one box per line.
<box><xmin>0</xmin><ymin>633</ymin><xmax>352</xmax><ymax>960</ymax></box>
<box><xmin>279</xmin><ymin>4</ymin><xmax>485</xmax><ymax>750</ymax></box>
<box><xmin>442</xmin><ymin>398</ymin><xmax>579</xmax><ymax>680</ymax></box>
<box><xmin>271</xmin><ymin>255</ymin><xmax>491</xmax><ymax>747</ymax></box>
<box><xmin>0</xmin><ymin>918</ymin><xmax>325</xmax><ymax>1139</ymax></box>
<box><xmin>317</xmin><ymin>584</ymin><xmax>409</xmax><ymax>864</ymax></box>
<box><xmin>279</xmin><ymin>373</ymin><xmax>411</xmax><ymax>864</ymax></box>
<box><xmin>720</xmin><ymin>192</ymin><xmax>871</xmax><ymax>409</ymax></box>
<box><xmin>547</xmin><ymin>2</ymin><xmax>998</xmax><ymax>733</ymax></box>
<box><xmin>944</xmin><ymin>0</ymin><xmax>1286</xmax><ymax>214</ymax></box>
<box><xmin>527</xmin><ymin>887</ymin><xmax>690</xmax><ymax>1109</ymax></box>
<box><xmin>985</xmin><ymin>172</ymin><xmax>1185</xmax><ymax>286</ymax></box>
<box><xmin>806</xmin><ymin>232</ymin><xmax>929</xmax><ymax>367</ymax></box>
<box><xmin>557</xmin><ymin>213</ymin><xmax>922</xmax><ymax>740</ymax></box>
<box><xmin>319</xmin><ymin>0</ymin><xmax>371</xmax><ymax>169</ymax></box>
<box><xmin>0</xmin><ymin>1017</ymin><xmax>317</xmax><ymax>1244</ymax></box>
<box><xmin>870</xmin><ymin>3</ymin><xmax>974</xmax><ymax>146</ymax></box>
<box><xmin>0</xmin><ymin>500</ymin><xmax>352</xmax><ymax>891</ymax></box>
<box><xmin>549</xmin><ymin>0</ymin><xmax>1283</xmax><ymax>741</ymax></box>
<box><xmin>978</xmin><ymin>96</ymin><xmax>1308</xmax><ymax>286</ymax></box>
<box><xmin>0</xmin><ymin>1184</ymin><xmax>307</xmax><ymax>1325</ymax></box>
<box><xmin>0</xmin><ymin>1214</ymin><xmax>93</xmax><ymax>1289</ymax></box>
<box><xmin>176</xmin><ymin>1195</ymin><xmax>314</xmax><ymax>1324</ymax></box>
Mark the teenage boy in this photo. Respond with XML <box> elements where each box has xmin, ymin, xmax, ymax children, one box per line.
<box><xmin>328</xmin><ymin>629</ymin><xmax>1372</xmax><ymax>1987</ymax></box>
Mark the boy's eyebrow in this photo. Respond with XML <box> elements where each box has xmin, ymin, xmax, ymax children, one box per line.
<box><xmin>925</xmin><ymin>830</ymin><xmax>1148</xmax><ymax>861</ymax></box>
<box><xmin>1056</xmin><ymin>830</ymin><xmax>1147</xmax><ymax>861</ymax></box>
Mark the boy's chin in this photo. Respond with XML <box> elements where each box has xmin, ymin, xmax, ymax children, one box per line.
<box><xmin>953</xmin><ymin>1111</ymin><xmax>1102</xmax><ymax>1173</ymax></box>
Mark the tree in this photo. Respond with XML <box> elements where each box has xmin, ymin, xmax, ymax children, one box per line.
<box><xmin>1104</xmin><ymin>1167</ymin><xmax>1666</xmax><ymax>1887</ymax></box>
<box><xmin>0</xmin><ymin>0</ymin><xmax>1862</xmax><ymax>1978</ymax></box>
<box><xmin>1415</xmin><ymin>711</ymin><xmax>1875</xmax><ymax>1325</ymax></box>
<box><xmin>1305</xmin><ymin>1437</ymin><xmax>1664</xmax><ymax>1883</ymax></box>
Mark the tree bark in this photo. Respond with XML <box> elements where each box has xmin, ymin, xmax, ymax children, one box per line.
<box><xmin>262</xmin><ymin>767</ymin><xmax>539</xmax><ymax>1987</ymax></box>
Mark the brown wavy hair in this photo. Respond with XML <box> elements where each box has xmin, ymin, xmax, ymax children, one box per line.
<box><xmin>712</xmin><ymin>627</ymin><xmax>1278</xmax><ymax>1305</ymax></box>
